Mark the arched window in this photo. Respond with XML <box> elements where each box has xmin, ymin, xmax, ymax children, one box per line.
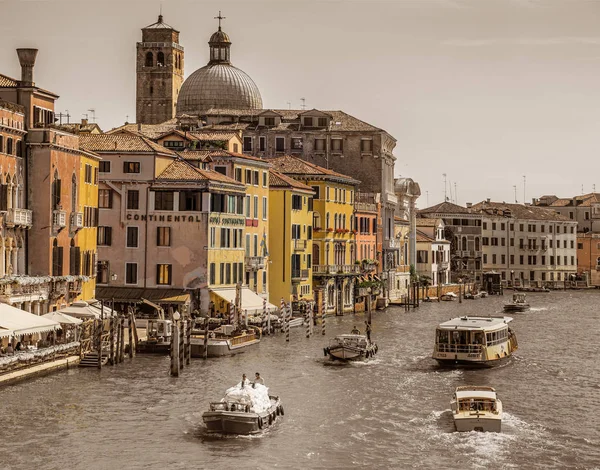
<box><xmin>326</xmin><ymin>212</ymin><xmax>330</xmax><ymax>229</ymax></box>
<box><xmin>145</xmin><ymin>51</ymin><xmax>153</xmax><ymax>67</ymax></box>
<box><xmin>312</xmin><ymin>244</ymin><xmax>320</xmax><ymax>265</ymax></box>
<box><xmin>157</xmin><ymin>52</ymin><xmax>165</xmax><ymax>66</ymax></box>
<box><xmin>52</xmin><ymin>170</ymin><xmax>61</xmax><ymax>210</ymax></box>
<box><xmin>71</xmin><ymin>174</ymin><xmax>77</xmax><ymax>212</ymax></box>
<box><xmin>596</xmin><ymin>256</ymin><xmax>600</xmax><ymax>267</ymax></box>
<box><xmin>334</xmin><ymin>214</ymin><xmax>338</xmax><ymax>230</ymax></box>
<box><xmin>313</xmin><ymin>212</ymin><xmax>321</xmax><ymax>229</ymax></box>
<box><xmin>475</xmin><ymin>237</ymin><xmax>480</xmax><ymax>251</ymax></box>
<box><xmin>342</xmin><ymin>215</ymin><xmax>346</xmax><ymax>230</ymax></box>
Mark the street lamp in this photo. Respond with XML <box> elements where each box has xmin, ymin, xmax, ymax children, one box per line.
<box><xmin>366</xmin><ymin>287</ymin><xmax>372</xmax><ymax>326</ymax></box>
<box><xmin>173</xmin><ymin>310</ymin><xmax>181</xmax><ymax>322</ymax></box>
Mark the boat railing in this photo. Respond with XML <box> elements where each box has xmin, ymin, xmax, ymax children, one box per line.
<box><xmin>209</xmin><ymin>401</ymin><xmax>251</xmax><ymax>413</ymax></box>
<box><xmin>435</xmin><ymin>343</ymin><xmax>482</xmax><ymax>354</ymax></box>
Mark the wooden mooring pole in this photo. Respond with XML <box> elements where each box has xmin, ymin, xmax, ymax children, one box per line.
<box><xmin>170</xmin><ymin>314</ymin><xmax>180</xmax><ymax>377</ymax></box>
<box><xmin>321</xmin><ymin>291</ymin><xmax>326</xmax><ymax>336</ymax></box>
<box><xmin>109</xmin><ymin>305</ymin><xmax>115</xmax><ymax>366</ymax></box>
<box><xmin>179</xmin><ymin>316</ymin><xmax>185</xmax><ymax>371</ymax></box>
<box><xmin>186</xmin><ymin>319</ymin><xmax>191</xmax><ymax>365</ymax></box>
<box><xmin>119</xmin><ymin>316</ymin><xmax>125</xmax><ymax>363</ymax></box>
<box><xmin>96</xmin><ymin>317</ymin><xmax>102</xmax><ymax>370</ymax></box>
<box><xmin>128</xmin><ymin>308</ymin><xmax>134</xmax><ymax>359</ymax></box>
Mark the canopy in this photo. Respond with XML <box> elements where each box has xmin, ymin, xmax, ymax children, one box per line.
<box><xmin>57</xmin><ymin>301</ymin><xmax>103</xmax><ymax>319</ymax></box>
<box><xmin>42</xmin><ymin>311</ymin><xmax>83</xmax><ymax>326</ymax></box>
<box><xmin>0</xmin><ymin>326</ymin><xmax>14</xmax><ymax>339</ymax></box>
<box><xmin>0</xmin><ymin>303</ymin><xmax>61</xmax><ymax>336</ymax></box>
<box><xmin>210</xmin><ymin>287</ymin><xmax>278</xmax><ymax>315</ymax></box>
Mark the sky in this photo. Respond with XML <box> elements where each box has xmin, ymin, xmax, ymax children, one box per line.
<box><xmin>1</xmin><ymin>0</ymin><xmax>600</xmax><ymax>207</ymax></box>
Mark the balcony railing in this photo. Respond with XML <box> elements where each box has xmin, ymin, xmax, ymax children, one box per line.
<box><xmin>291</xmin><ymin>269</ymin><xmax>310</xmax><ymax>280</ymax></box>
<box><xmin>312</xmin><ymin>264</ymin><xmax>361</xmax><ymax>275</ymax></box>
<box><xmin>293</xmin><ymin>239</ymin><xmax>308</xmax><ymax>251</ymax></box>
<box><xmin>245</xmin><ymin>256</ymin><xmax>265</xmax><ymax>271</ymax></box>
<box><xmin>53</xmin><ymin>210</ymin><xmax>67</xmax><ymax>229</ymax></box>
<box><xmin>5</xmin><ymin>208</ymin><xmax>33</xmax><ymax>228</ymax></box>
<box><xmin>70</xmin><ymin>212</ymin><xmax>84</xmax><ymax>231</ymax></box>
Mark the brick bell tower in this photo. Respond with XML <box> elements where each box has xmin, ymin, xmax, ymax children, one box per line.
<box><xmin>136</xmin><ymin>15</ymin><xmax>184</xmax><ymax>124</ymax></box>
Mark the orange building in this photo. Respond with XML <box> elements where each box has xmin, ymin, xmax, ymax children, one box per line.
<box><xmin>577</xmin><ymin>233</ymin><xmax>600</xmax><ymax>285</ymax></box>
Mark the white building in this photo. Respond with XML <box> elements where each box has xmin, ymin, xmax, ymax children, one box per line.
<box><xmin>415</xmin><ymin>218</ymin><xmax>451</xmax><ymax>286</ymax></box>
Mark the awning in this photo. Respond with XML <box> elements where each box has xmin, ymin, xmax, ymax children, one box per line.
<box><xmin>42</xmin><ymin>312</ymin><xmax>83</xmax><ymax>326</ymax></box>
<box><xmin>210</xmin><ymin>287</ymin><xmax>278</xmax><ymax>314</ymax></box>
<box><xmin>57</xmin><ymin>301</ymin><xmax>104</xmax><ymax>319</ymax></box>
<box><xmin>0</xmin><ymin>327</ymin><xmax>14</xmax><ymax>339</ymax></box>
<box><xmin>95</xmin><ymin>287</ymin><xmax>190</xmax><ymax>305</ymax></box>
<box><xmin>0</xmin><ymin>303</ymin><xmax>61</xmax><ymax>336</ymax></box>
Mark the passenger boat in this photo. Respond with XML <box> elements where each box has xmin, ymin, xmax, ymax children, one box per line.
<box><xmin>324</xmin><ymin>334</ymin><xmax>378</xmax><ymax>361</ymax></box>
<box><xmin>136</xmin><ymin>319</ymin><xmax>172</xmax><ymax>354</ymax></box>
<box><xmin>441</xmin><ymin>292</ymin><xmax>458</xmax><ymax>301</ymax></box>
<box><xmin>503</xmin><ymin>293</ymin><xmax>530</xmax><ymax>313</ymax></box>
<box><xmin>451</xmin><ymin>386</ymin><xmax>503</xmax><ymax>432</ymax></box>
<box><xmin>190</xmin><ymin>324</ymin><xmax>261</xmax><ymax>357</ymax></box>
<box><xmin>432</xmin><ymin>316</ymin><xmax>518</xmax><ymax>366</ymax></box>
<box><xmin>203</xmin><ymin>381</ymin><xmax>283</xmax><ymax>434</ymax></box>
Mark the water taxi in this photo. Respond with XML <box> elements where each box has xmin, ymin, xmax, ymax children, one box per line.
<box><xmin>203</xmin><ymin>381</ymin><xmax>283</xmax><ymax>434</ymax></box>
<box><xmin>136</xmin><ymin>319</ymin><xmax>172</xmax><ymax>354</ymax></box>
<box><xmin>324</xmin><ymin>334</ymin><xmax>378</xmax><ymax>361</ymax></box>
<box><xmin>503</xmin><ymin>293</ymin><xmax>531</xmax><ymax>313</ymax></box>
<box><xmin>432</xmin><ymin>316</ymin><xmax>518</xmax><ymax>366</ymax></box>
<box><xmin>190</xmin><ymin>324</ymin><xmax>261</xmax><ymax>358</ymax></box>
<box><xmin>451</xmin><ymin>386</ymin><xmax>503</xmax><ymax>432</ymax></box>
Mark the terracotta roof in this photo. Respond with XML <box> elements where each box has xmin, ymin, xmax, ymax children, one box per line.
<box><xmin>416</xmin><ymin>218</ymin><xmax>441</xmax><ymax>227</ymax></box>
<box><xmin>156</xmin><ymin>159</ymin><xmax>241</xmax><ymax>185</ymax></box>
<box><xmin>156</xmin><ymin>129</ymin><xmax>239</xmax><ymax>141</ymax></box>
<box><xmin>0</xmin><ymin>74</ymin><xmax>18</xmax><ymax>87</ymax></box>
<box><xmin>471</xmin><ymin>201</ymin><xmax>573</xmax><ymax>222</ymax></box>
<box><xmin>0</xmin><ymin>100</ymin><xmax>25</xmax><ymax>114</ymax></box>
<box><xmin>106</xmin><ymin>119</ymin><xmax>178</xmax><ymax>139</ymax></box>
<box><xmin>268</xmin><ymin>155</ymin><xmax>360</xmax><ymax>184</ymax></box>
<box><xmin>269</xmin><ymin>171</ymin><xmax>315</xmax><ymax>192</ymax></box>
<box><xmin>176</xmin><ymin>150</ymin><xmax>229</xmax><ymax>161</ymax></box>
<box><xmin>416</xmin><ymin>230</ymin><xmax>435</xmax><ymax>243</ymax></box>
<box><xmin>548</xmin><ymin>193</ymin><xmax>600</xmax><ymax>207</ymax></box>
<box><xmin>79</xmin><ymin>134</ymin><xmax>176</xmax><ymax>155</ymax></box>
<box><xmin>143</xmin><ymin>15</ymin><xmax>178</xmax><ymax>31</ymax></box>
<box><xmin>419</xmin><ymin>201</ymin><xmax>471</xmax><ymax>215</ymax></box>
<box><xmin>56</xmin><ymin>123</ymin><xmax>102</xmax><ymax>134</ymax></box>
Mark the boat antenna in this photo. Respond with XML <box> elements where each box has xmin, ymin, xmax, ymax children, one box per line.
<box><xmin>523</xmin><ymin>175</ymin><xmax>526</xmax><ymax>205</ymax></box>
<box><xmin>443</xmin><ymin>173</ymin><xmax>448</xmax><ymax>202</ymax></box>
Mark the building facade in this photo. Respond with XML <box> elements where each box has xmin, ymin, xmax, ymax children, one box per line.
<box><xmin>268</xmin><ymin>171</ymin><xmax>314</xmax><ymax>304</ymax></box>
<box><xmin>472</xmin><ymin>201</ymin><xmax>577</xmax><ymax>286</ymax></box>
<box><xmin>415</xmin><ymin>218</ymin><xmax>451</xmax><ymax>286</ymax></box>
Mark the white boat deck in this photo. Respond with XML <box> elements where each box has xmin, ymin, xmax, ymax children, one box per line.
<box><xmin>438</xmin><ymin>316</ymin><xmax>513</xmax><ymax>330</ymax></box>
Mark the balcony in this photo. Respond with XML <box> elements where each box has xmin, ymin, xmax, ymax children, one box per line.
<box><xmin>293</xmin><ymin>239</ymin><xmax>308</xmax><ymax>251</ymax></box>
<box><xmin>5</xmin><ymin>208</ymin><xmax>33</xmax><ymax>228</ymax></box>
<box><xmin>70</xmin><ymin>212</ymin><xmax>84</xmax><ymax>232</ymax></box>
<box><xmin>50</xmin><ymin>280</ymin><xmax>68</xmax><ymax>299</ymax></box>
<box><xmin>53</xmin><ymin>210</ymin><xmax>67</xmax><ymax>230</ymax></box>
<box><xmin>291</xmin><ymin>269</ymin><xmax>310</xmax><ymax>280</ymax></box>
<box><xmin>438</xmin><ymin>261</ymin><xmax>449</xmax><ymax>270</ymax></box>
<box><xmin>312</xmin><ymin>264</ymin><xmax>360</xmax><ymax>276</ymax></box>
<box><xmin>69</xmin><ymin>280</ymin><xmax>83</xmax><ymax>294</ymax></box>
<box><xmin>245</xmin><ymin>256</ymin><xmax>265</xmax><ymax>271</ymax></box>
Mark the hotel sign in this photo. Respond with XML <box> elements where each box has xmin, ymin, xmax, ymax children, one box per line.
<box><xmin>209</xmin><ymin>215</ymin><xmax>245</xmax><ymax>226</ymax></box>
<box><xmin>126</xmin><ymin>213</ymin><xmax>203</xmax><ymax>223</ymax></box>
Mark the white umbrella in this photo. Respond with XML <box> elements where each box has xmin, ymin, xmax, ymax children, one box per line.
<box><xmin>42</xmin><ymin>311</ymin><xmax>83</xmax><ymax>325</ymax></box>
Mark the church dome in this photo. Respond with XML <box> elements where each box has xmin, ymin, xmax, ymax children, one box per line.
<box><xmin>176</xmin><ymin>23</ymin><xmax>262</xmax><ymax>115</ymax></box>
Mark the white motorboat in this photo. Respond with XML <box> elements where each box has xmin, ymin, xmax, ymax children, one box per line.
<box><xmin>190</xmin><ymin>324</ymin><xmax>260</xmax><ymax>357</ymax></box>
<box><xmin>432</xmin><ymin>316</ymin><xmax>518</xmax><ymax>366</ymax></box>
<box><xmin>441</xmin><ymin>292</ymin><xmax>458</xmax><ymax>301</ymax></box>
<box><xmin>451</xmin><ymin>386</ymin><xmax>503</xmax><ymax>432</ymax></box>
<box><xmin>324</xmin><ymin>334</ymin><xmax>378</xmax><ymax>361</ymax></box>
<box><xmin>503</xmin><ymin>293</ymin><xmax>530</xmax><ymax>313</ymax></box>
<box><xmin>203</xmin><ymin>381</ymin><xmax>283</xmax><ymax>434</ymax></box>
<box><xmin>136</xmin><ymin>319</ymin><xmax>172</xmax><ymax>354</ymax></box>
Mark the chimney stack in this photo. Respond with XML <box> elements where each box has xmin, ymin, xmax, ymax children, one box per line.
<box><xmin>16</xmin><ymin>48</ymin><xmax>38</xmax><ymax>86</ymax></box>
<box><xmin>486</xmin><ymin>198</ymin><xmax>491</xmax><ymax>204</ymax></box>
<box><xmin>81</xmin><ymin>118</ymin><xmax>88</xmax><ymax>126</ymax></box>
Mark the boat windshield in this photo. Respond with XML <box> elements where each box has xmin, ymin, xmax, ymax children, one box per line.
<box><xmin>457</xmin><ymin>399</ymin><xmax>497</xmax><ymax>412</ymax></box>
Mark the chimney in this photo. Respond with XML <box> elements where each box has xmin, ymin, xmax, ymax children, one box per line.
<box><xmin>16</xmin><ymin>48</ymin><xmax>38</xmax><ymax>86</ymax></box>
<box><xmin>486</xmin><ymin>198</ymin><xmax>491</xmax><ymax>203</ymax></box>
<box><xmin>81</xmin><ymin>118</ymin><xmax>88</xmax><ymax>126</ymax></box>
<box><xmin>466</xmin><ymin>202</ymin><xmax>472</xmax><ymax>209</ymax></box>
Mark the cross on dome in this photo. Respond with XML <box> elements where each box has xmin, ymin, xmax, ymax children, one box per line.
<box><xmin>214</xmin><ymin>11</ymin><xmax>226</xmax><ymax>31</ymax></box>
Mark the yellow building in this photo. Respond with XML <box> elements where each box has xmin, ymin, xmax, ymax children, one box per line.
<box><xmin>155</xmin><ymin>129</ymin><xmax>243</xmax><ymax>153</ymax></box>
<box><xmin>268</xmin><ymin>170</ymin><xmax>315</xmax><ymax>304</ymax></box>
<box><xmin>269</xmin><ymin>156</ymin><xmax>360</xmax><ymax>315</ymax></box>
<box><xmin>201</xmin><ymin>152</ymin><xmax>272</xmax><ymax>300</ymax></box>
<box><xmin>74</xmin><ymin>152</ymin><xmax>100</xmax><ymax>301</ymax></box>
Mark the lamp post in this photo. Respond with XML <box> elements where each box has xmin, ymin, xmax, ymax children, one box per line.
<box><xmin>510</xmin><ymin>270</ymin><xmax>514</xmax><ymax>289</ymax></box>
<box><xmin>366</xmin><ymin>287</ymin><xmax>372</xmax><ymax>326</ymax></box>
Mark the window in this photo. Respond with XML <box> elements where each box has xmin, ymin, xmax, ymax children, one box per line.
<box><xmin>303</xmin><ymin>117</ymin><xmax>313</xmax><ymax>127</ymax></box>
<box><xmin>245</xmin><ymin>195</ymin><xmax>251</xmax><ymax>217</ymax></box>
<box><xmin>123</xmin><ymin>161</ymin><xmax>140</xmax><ymax>173</ymax></box>
<box><xmin>210</xmin><ymin>263</ymin><xmax>216</xmax><ymax>285</ymax></box>
<box><xmin>311</xmin><ymin>186</ymin><xmax>320</xmax><ymax>199</ymax></box>
<box><xmin>318</xmin><ymin>117</ymin><xmax>328</xmax><ymax>127</ymax></box>
<box><xmin>483</xmin><ymin>222</ymin><xmax>487</xmax><ymax>230</ymax></box>
<box><xmin>360</xmin><ymin>139</ymin><xmax>372</xmax><ymax>152</ymax></box>
<box><xmin>331</xmin><ymin>139</ymin><xmax>343</xmax><ymax>152</ymax></box>
<box><xmin>483</xmin><ymin>254</ymin><xmax>488</xmax><ymax>264</ymax></box>
<box><xmin>243</xmin><ymin>136</ymin><xmax>252</xmax><ymax>152</ymax></box>
<box><xmin>125</xmin><ymin>263</ymin><xmax>138</xmax><ymax>284</ymax></box>
<box><xmin>157</xmin><ymin>227</ymin><xmax>171</xmax><ymax>246</ymax></box>
<box><xmin>52</xmin><ymin>240</ymin><xmax>63</xmax><ymax>276</ymax></box>
<box><xmin>492</xmin><ymin>222</ymin><xmax>497</xmax><ymax>230</ymax></box>
<box><xmin>126</xmin><ymin>226</ymin><xmax>139</xmax><ymax>248</ymax></box>
<box><xmin>264</xmin><ymin>117</ymin><xmax>275</xmax><ymax>126</ymax></box>
<box><xmin>275</xmin><ymin>137</ymin><xmax>285</xmax><ymax>152</ymax></box>
<box><xmin>519</xmin><ymin>255</ymin><xmax>524</xmax><ymax>265</ymax></box>
<box><xmin>510</xmin><ymin>254</ymin><xmax>514</xmax><ymax>264</ymax></box>
<box><xmin>145</xmin><ymin>51</ymin><xmax>153</xmax><ymax>67</ymax></box>
<box><xmin>97</xmin><ymin>261</ymin><xmax>109</xmax><ymax>284</ymax></box>
<box><xmin>235</xmin><ymin>168</ymin><xmax>242</xmax><ymax>182</ymax></box>
<box><xmin>259</xmin><ymin>136</ymin><xmax>266</xmax><ymax>152</ymax></box>
<box><xmin>492</xmin><ymin>254</ymin><xmax>497</xmax><ymax>264</ymax></box>
<box><xmin>292</xmin><ymin>195</ymin><xmax>302</xmax><ymax>210</ymax></box>
<box><xmin>156</xmin><ymin>264</ymin><xmax>172</xmax><ymax>285</ymax></box>
<box><xmin>519</xmin><ymin>224</ymin><xmax>524</xmax><ymax>231</ymax></box>
<box><xmin>253</xmin><ymin>170</ymin><xmax>259</xmax><ymax>186</ymax></box>
<box><xmin>98</xmin><ymin>161</ymin><xmax>111</xmax><ymax>173</ymax></box>
<box><xmin>314</xmin><ymin>139</ymin><xmax>325</xmax><ymax>151</ymax></box>
<box><xmin>578</xmin><ymin>242</ymin><xmax>583</xmax><ymax>250</ymax></box>
<box><xmin>570</xmin><ymin>240</ymin><xmax>574</xmax><ymax>249</ymax></box>
<box><xmin>262</xmin><ymin>197</ymin><xmax>267</xmax><ymax>220</ymax></box>
<box><xmin>69</xmin><ymin>245</ymin><xmax>81</xmax><ymax>275</ymax></box>
<box><xmin>254</xmin><ymin>196</ymin><xmax>258</xmax><ymax>218</ymax></box>
<box><xmin>179</xmin><ymin>190</ymin><xmax>201</xmax><ymax>211</ymax></box>
<box><xmin>97</xmin><ymin>226</ymin><xmax>112</xmax><ymax>246</ymax></box>
<box><xmin>291</xmin><ymin>138</ymin><xmax>303</xmax><ymax>150</ymax></box>
<box><xmin>98</xmin><ymin>189</ymin><xmax>112</xmax><ymax>208</ymax></box>
<box><xmin>292</xmin><ymin>224</ymin><xmax>301</xmax><ymax>239</ymax></box>
<box><xmin>127</xmin><ymin>190</ymin><xmax>139</xmax><ymax>210</ymax></box>
<box><xmin>263</xmin><ymin>171</ymin><xmax>267</xmax><ymax>187</ymax></box>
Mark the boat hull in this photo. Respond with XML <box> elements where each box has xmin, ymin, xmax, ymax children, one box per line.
<box><xmin>434</xmin><ymin>353</ymin><xmax>512</xmax><ymax>368</ymax></box>
<box><xmin>136</xmin><ymin>341</ymin><xmax>171</xmax><ymax>354</ymax></box>
<box><xmin>203</xmin><ymin>400</ymin><xmax>282</xmax><ymax>434</ymax></box>
<box><xmin>190</xmin><ymin>337</ymin><xmax>260</xmax><ymax>358</ymax></box>
<box><xmin>326</xmin><ymin>343</ymin><xmax>378</xmax><ymax>361</ymax></box>
<box><xmin>454</xmin><ymin>415</ymin><xmax>502</xmax><ymax>432</ymax></box>
<box><xmin>503</xmin><ymin>305</ymin><xmax>530</xmax><ymax>313</ymax></box>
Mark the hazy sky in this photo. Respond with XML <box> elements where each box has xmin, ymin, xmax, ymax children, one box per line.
<box><xmin>2</xmin><ymin>0</ymin><xmax>600</xmax><ymax>207</ymax></box>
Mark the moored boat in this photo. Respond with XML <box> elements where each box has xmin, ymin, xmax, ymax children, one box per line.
<box><xmin>432</xmin><ymin>316</ymin><xmax>518</xmax><ymax>366</ymax></box>
<box><xmin>503</xmin><ymin>293</ymin><xmax>530</xmax><ymax>313</ymax></box>
<box><xmin>324</xmin><ymin>334</ymin><xmax>378</xmax><ymax>361</ymax></box>
<box><xmin>190</xmin><ymin>324</ymin><xmax>261</xmax><ymax>357</ymax></box>
<box><xmin>451</xmin><ymin>386</ymin><xmax>503</xmax><ymax>432</ymax></box>
<box><xmin>441</xmin><ymin>292</ymin><xmax>458</xmax><ymax>301</ymax></box>
<box><xmin>202</xmin><ymin>380</ymin><xmax>283</xmax><ymax>434</ymax></box>
<box><xmin>136</xmin><ymin>318</ymin><xmax>172</xmax><ymax>354</ymax></box>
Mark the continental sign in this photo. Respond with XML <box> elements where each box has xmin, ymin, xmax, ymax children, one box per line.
<box><xmin>126</xmin><ymin>213</ymin><xmax>245</xmax><ymax>226</ymax></box>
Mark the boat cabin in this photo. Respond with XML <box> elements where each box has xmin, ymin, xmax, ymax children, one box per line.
<box><xmin>511</xmin><ymin>293</ymin><xmax>527</xmax><ymax>304</ymax></box>
<box><xmin>454</xmin><ymin>387</ymin><xmax>498</xmax><ymax>413</ymax></box>
<box><xmin>146</xmin><ymin>319</ymin><xmax>172</xmax><ymax>342</ymax></box>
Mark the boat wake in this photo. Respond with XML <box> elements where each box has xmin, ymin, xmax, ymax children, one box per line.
<box><xmin>529</xmin><ymin>307</ymin><xmax>548</xmax><ymax>312</ymax></box>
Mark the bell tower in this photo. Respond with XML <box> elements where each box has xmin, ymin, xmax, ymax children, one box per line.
<box><xmin>136</xmin><ymin>15</ymin><xmax>184</xmax><ymax>124</ymax></box>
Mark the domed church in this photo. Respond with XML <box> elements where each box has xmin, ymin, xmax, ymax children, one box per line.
<box><xmin>177</xmin><ymin>16</ymin><xmax>262</xmax><ymax>115</ymax></box>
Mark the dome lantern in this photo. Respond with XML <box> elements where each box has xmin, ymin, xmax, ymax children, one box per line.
<box><xmin>209</xmin><ymin>11</ymin><xmax>232</xmax><ymax>64</ymax></box>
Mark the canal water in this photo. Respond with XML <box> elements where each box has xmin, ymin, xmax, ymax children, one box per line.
<box><xmin>1</xmin><ymin>291</ymin><xmax>599</xmax><ymax>470</ymax></box>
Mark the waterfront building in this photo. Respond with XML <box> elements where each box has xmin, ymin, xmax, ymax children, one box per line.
<box><xmin>415</xmin><ymin>218</ymin><xmax>451</xmax><ymax>286</ymax></box>
<box><xmin>0</xmin><ymin>49</ymin><xmax>99</xmax><ymax>312</ymax></box>
<box><xmin>268</xmin><ymin>170</ymin><xmax>314</xmax><ymax>304</ymax></box>
<box><xmin>354</xmin><ymin>193</ymin><xmax>379</xmax><ymax>273</ymax></box>
<box><xmin>418</xmin><ymin>201</ymin><xmax>483</xmax><ymax>283</ymax></box>
<box><xmin>575</xmin><ymin>232</ymin><xmax>600</xmax><ymax>286</ymax></box>
<box><xmin>471</xmin><ymin>201</ymin><xmax>577</xmax><ymax>286</ymax></box>
<box><xmin>268</xmin><ymin>155</ymin><xmax>359</xmax><ymax>315</ymax></box>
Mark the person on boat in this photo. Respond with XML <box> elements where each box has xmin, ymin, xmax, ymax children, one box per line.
<box><xmin>351</xmin><ymin>326</ymin><xmax>360</xmax><ymax>334</ymax></box>
<box><xmin>241</xmin><ymin>373</ymin><xmax>248</xmax><ymax>388</ymax></box>
<box><xmin>364</xmin><ymin>321</ymin><xmax>372</xmax><ymax>342</ymax></box>
<box><xmin>252</xmin><ymin>372</ymin><xmax>265</xmax><ymax>387</ymax></box>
